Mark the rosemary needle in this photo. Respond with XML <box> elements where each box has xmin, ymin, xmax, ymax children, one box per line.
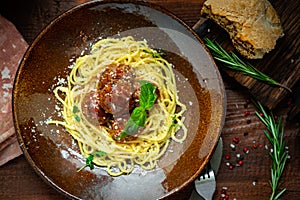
<box><xmin>204</xmin><ymin>38</ymin><xmax>291</xmax><ymax>92</ymax></box>
<box><xmin>254</xmin><ymin>101</ymin><xmax>288</xmax><ymax>200</ymax></box>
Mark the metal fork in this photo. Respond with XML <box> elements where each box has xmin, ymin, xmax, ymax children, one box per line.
<box><xmin>194</xmin><ymin>163</ymin><xmax>216</xmax><ymax>200</ymax></box>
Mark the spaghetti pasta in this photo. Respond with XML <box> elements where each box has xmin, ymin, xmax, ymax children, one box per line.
<box><xmin>48</xmin><ymin>36</ymin><xmax>187</xmax><ymax>176</ymax></box>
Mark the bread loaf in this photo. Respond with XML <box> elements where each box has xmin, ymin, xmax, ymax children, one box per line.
<box><xmin>201</xmin><ymin>0</ymin><xmax>284</xmax><ymax>59</ymax></box>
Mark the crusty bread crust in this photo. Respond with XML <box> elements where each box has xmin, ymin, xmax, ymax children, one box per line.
<box><xmin>201</xmin><ymin>0</ymin><xmax>284</xmax><ymax>59</ymax></box>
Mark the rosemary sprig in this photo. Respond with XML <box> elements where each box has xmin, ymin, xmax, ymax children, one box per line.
<box><xmin>204</xmin><ymin>38</ymin><xmax>291</xmax><ymax>92</ymax></box>
<box><xmin>254</xmin><ymin>101</ymin><xmax>288</xmax><ymax>200</ymax></box>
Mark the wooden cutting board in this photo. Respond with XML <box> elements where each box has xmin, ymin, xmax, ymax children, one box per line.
<box><xmin>193</xmin><ymin>0</ymin><xmax>300</xmax><ymax>111</ymax></box>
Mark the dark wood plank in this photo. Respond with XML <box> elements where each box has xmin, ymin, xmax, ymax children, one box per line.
<box><xmin>194</xmin><ymin>0</ymin><xmax>300</xmax><ymax>110</ymax></box>
<box><xmin>215</xmin><ymin>88</ymin><xmax>300</xmax><ymax>199</ymax></box>
<box><xmin>0</xmin><ymin>156</ymin><xmax>67</xmax><ymax>200</ymax></box>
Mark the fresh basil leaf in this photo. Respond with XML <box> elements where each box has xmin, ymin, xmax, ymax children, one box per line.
<box><xmin>120</xmin><ymin>107</ymin><xmax>147</xmax><ymax>138</ymax></box>
<box><xmin>130</xmin><ymin>107</ymin><xmax>147</xmax><ymax>126</ymax></box>
<box><xmin>119</xmin><ymin>81</ymin><xmax>157</xmax><ymax>139</ymax></box>
<box><xmin>122</xmin><ymin>108</ymin><xmax>146</xmax><ymax>135</ymax></box>
<box><xmin>139</xmin><ymin>80</ymin><xmax>149</xmax><ymax>87</ymax></box>
<box><xmin>139</xmin><ymin>81</ymin><xmax>157</xmax><ymax>110</ymax></box>
<box><xmin>118</xmin><ymin>131</ymin><xmax>130</xmax><ymax>138</ymax></box>
<box><xmin>122</xmin><ymin>118</ymin><xmax>140</xmax><ymax>136</ymax></box>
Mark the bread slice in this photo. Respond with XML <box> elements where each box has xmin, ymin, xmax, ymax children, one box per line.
<box><xmin>201</xmin><ymin>0</ymin><xmax>284</xmax><ymax>59</ymax></box>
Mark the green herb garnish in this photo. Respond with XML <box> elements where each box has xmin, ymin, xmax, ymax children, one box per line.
<box><xmin>143</xmin><ymin>49</ymin><xmax>164</xmax><ymax>58</ymax></box>
<box><xmin>77</xmin><ymin>151</ymin><xmax>106</xmax><ymax>172</ymax></box>
<box><xmin>168</xmin><ymin>115</ymin><xmax>179</xmax><ymax>131</ymax></box>
<box><xmin>254</xmin><ymin>101</ymin><xmax>288</xmax><ymax>200</ymax></box>
<box><xmin>119</xmin><ymin>81</ymin><xmax>158</xmax><ymax>138</ymax></box>
<box><xmin>74</xmin><ymin>115</ymin><xmax>80</xmax><ymax>122</ymax></box>
<box><xmin>73</xmin><ymin>105</ymin><xmax>79</xmax><ymax>113</ymax></box>
<box><xmin>72</xmin><ymin>105</ymin><xmax>81</xmax><ymax>122</ymax></box>
<box><xmin>139</xmin><ymin>80</ymin><xmax>158</xmax><ymax>109</ymax></box>
<box><xmin>204</xmin><ymin>38</ymin><xmax>291</xmax><ymax>92</ymax></box>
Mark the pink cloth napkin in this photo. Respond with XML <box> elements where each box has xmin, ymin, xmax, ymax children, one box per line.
<box><xmin>0</xmin><ymin>15</ymin><xmax>28</xmax><ymax>166</ymax></box>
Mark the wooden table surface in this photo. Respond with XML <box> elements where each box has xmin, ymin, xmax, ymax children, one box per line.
<box><xmin>0</xmin><ymin>0</ymin><xmax>299</xmax><ymax>199</ymax></box>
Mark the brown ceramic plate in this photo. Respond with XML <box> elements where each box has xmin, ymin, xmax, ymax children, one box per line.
<box><xmin>13</xmin><ymin>1</ymin><xmax>226</xmax><ymax>199</ymax></box>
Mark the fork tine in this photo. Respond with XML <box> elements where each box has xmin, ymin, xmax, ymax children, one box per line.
<box><xmin>200</xmin><ymin>171</ymin><xmax>212</xmax><ymax>180</ymax></box>
<box><xmin>198</xmin><ymin>162</ymin><xmax>212</xmax><ymax>180</ymax></box>
<box><xmin>195</xmin><ymin>164</ymin><xmax>216</xmax><ymax>200</ymax></box>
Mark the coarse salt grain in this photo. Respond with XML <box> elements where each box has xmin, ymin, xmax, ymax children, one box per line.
<box><xmin>57</xmin><ymin>77</ymin><xmax>66</xmax><ymax>85</ymax></box>
<box><xmin>55</xmin><ymin>105</ymin><xmax>61</xmax><ymax>111</ymax></box>
<box><xmin>1</xmin><ymin>106</ymin><xmax>7</xmax><ymax>113</ymax></box>
<box><xmin>2</xmin><ymin>83</ymin><xmax>13</xmax><ymax>90</ymax></box>
<box><xmin>1</xmin><ymin>66</ymin><xmax>11</xmax><ymax>79</ymax></box>
<box><xmin>61</xmin><ymin>149</ymin><xmax>70</xmax><ymax>159</ymax></box>
<box><xmin>285</xmin><ymin>146</ymin><xmax>289</xmax><ymax>150</ymax></box>
<box><xmin>3</xmin><ymin>91</ymin><xmax>9</xmax><ymax>98</ymax></box>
